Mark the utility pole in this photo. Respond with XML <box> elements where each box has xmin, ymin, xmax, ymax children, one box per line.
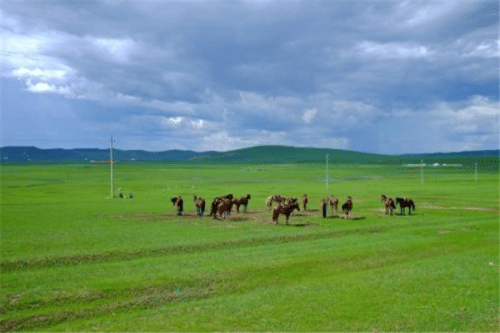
<box><xmin>110</xmin><ymin>135</ymin><xmax>114</xmax><ymax>198</ymax></box>
<box><xmin>326</xmin><ymin>153</ymin><xmax>329</xmax><ymax>190</ymax></box>
<box><xmin>475</xmin><ymin>162</ymin><xmax>478</xmax><ymax>183</ymax></box>
<box><xmin>420</xmin><ymin>159</ymin><xmax>424</xmax><ymax>186</ymax></box>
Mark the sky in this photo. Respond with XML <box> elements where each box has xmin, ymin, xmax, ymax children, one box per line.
<box><xmin>1</xmin><ymin>0</ymin><xmax>499</xmax><ymax>154</ymax></box>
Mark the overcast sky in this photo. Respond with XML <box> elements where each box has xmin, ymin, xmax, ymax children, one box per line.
<box><xmin>1</xmin><ymin>0</ymin><xmax>499</xmax><ymax>154</ymax></box>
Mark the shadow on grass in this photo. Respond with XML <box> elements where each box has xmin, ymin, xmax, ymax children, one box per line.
<box><xmin>346</xmin><ymin>216</ymin><xmax>366</xmax><ymax>221</ymax></box>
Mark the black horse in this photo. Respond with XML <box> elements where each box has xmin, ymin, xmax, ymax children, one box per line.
<box><xmin>395</xmin><ymin>197</ymin><xmax>415</xmax><ymax>215</ymax></box>
<box><xmin>341</xmin><ymin>196</ymin><xmax>353</xmax><ymax>219</ymax></box>
<box><xmin>171</xmin><ymin>196</ymin><xmax>184</xmax><ymax>216</ymax></box>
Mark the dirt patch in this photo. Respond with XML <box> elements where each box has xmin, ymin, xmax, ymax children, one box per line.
<box><xmin>421</xmin><ymin>204</ymin><xmax>499</xmax><ymax>213</ymax></box>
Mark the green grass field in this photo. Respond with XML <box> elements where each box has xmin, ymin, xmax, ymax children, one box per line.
<box><xmin>1</xmin><ymin>162</ymin><xmax>498</xmax><ymax>331</ymax></box>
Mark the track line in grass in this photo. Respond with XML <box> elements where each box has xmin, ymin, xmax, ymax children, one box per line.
<box><xmin>0</xmin><ymin>226</ymin><xmax>385</xmax><ymax>272</ymax></box>
<box><xmin>2</xmin><ymin>211</ymin><xmax>493</xmax><ymax>273</ymax></box>
<box><xmin>0</xmin><ymin>238</ymin><xmax>491</xmax><ymax>332</ymax></box>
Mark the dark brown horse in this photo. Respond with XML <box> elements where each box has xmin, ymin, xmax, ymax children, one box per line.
<box><xmin>321</xmin><ymin>199</ymin><xmax>328</xmax><ymax>218</ymax></box>
<box><xmin>233</xmin><ymin>194</ymin><xmax>251</xmax><ymax>213</ymax></box>
<box><xmin>210</xmin><ymin>197</ymin><xmax>220</xmax><ymax>217</ymax></box>
<box><xmin>193</xmin><ymin>195</ymin><xmax>206</xmax><ymax>216</ymax></box>
<box><xmin>341</xmin><ymin>196</ymin><xmax>353</xmax><ymax>218</ymax></box>
<box><xmin>265</xmin><ymin>194</ymin><xmax>285</xmax><ymax>209</ymax></box>
<box><xmin>395</xmin><ymin>197</ymin><xmax>415</xmax><ymax>215</ymax></box>
<box><xmin>171</xmin><ymin>196</ymin><xmax>184</xmax><ymax>216</ymax></box>
<box><xmin>381</xmin><ymin>194</ymin><xmax>396</xmax><ymax>216</ymax></box>
<box><xmin>216</xmin><ymin>197</ymin><xmax>234</xmax><ymax>219</ymax></box>
<box><xmin>272</xmin><ymin>201</ymin><xmax>300</xmax><ymax>225</ymax></box>
<box><xmin>210</xmin><ymin>194</ymin><xmax>234</xmax><ymax>217</ymax></box>
<box><xmin>302</xmin><ymin>194</ymin><xmax>308</xmax><ymax>211</ymax></box>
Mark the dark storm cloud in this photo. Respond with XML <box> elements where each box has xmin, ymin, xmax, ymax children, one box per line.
<box><xmin>1</xmin><ymin>1</ymin><xmax>498</xmax><ymax>153</ymax></box>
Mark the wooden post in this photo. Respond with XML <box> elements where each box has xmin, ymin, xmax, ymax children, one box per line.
<box><xmin>326</xmin><ymin>153</ymin><xmax>329</xmax><ymax>190</ymax></box>
<box><xmin>420</xmin><ymin>159</ymin><xmax>424</xmax><ymax>186</ymax></box>
<box><xmin>475</xmin><ymin>162</ymin><xmax>478</xmax><ymax>183</ymax></box>
<box><xmin>110</xmin><ymin>135</ymin><xmax>114</xmax><ymax>198</ymax></box>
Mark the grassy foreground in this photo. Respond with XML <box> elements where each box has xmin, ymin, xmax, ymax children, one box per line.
<box><xmin>1</xmin><ymin>162</ymin><xmax>498</xmax><ymax>331</ymax></box>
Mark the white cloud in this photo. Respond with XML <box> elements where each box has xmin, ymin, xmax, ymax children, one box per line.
<box><xmin>349</xmin><ymin>41</ymin><xmax>433</xmax><ymax>59</ymax></box>
<box><xmin>302</xmin><ymin>108</ymin><xmax>317</xmax><ymax>124</ymax></box>
<box><xmin>86</xmin><ymin>36</ymin><xmax>136</xmax><ymax>63</ymax></box>
<box><xmin>201</xmin><ymin>131</ymin><xmax>260</xmax><ymax>152</ymax></box>
<box><xmin>463</xmin><ymin>40</ymin><xmax>500</xmax><ymax>59</ymax></box>
<box><xmin>12</xmin><ymin>67</ymin><xmax>69</xmax><ymax>80</ymax></box>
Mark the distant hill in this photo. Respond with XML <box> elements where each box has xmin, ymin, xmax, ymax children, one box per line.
<box><xmin>0</xmin><ymin>146</ymin><xmax>219</xmax><ymax>163</ymax></box>
<box><xmin>0</xmin><ymin>145</ymin><xmax>498</xmax><ymax>167</ymax></box>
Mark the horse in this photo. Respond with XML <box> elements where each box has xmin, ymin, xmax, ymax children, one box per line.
<box><xmin>210</xmin><ymin>195</ymin><xmax>234</xmax><ymax>217</ymax></box>
<box><xmin>216</xmin><ymin>197</ymin><xmax>234</xmax><ymax>219</ymax></box>
<box><xmin>272</xmin><ymin>201</ymin><xmax>300</xmax><ymax>225</ymax></box>
<box><xmin>233</xmin><ymin>194</ymin><xmax>251</xmax><ymax>213</ymax></box>
<box><xmin>327</xmin><ymin>195</ymin><xmax>339</xmax><ymax>215</ymax></box>
<box><xmin>265</xmin><ymin>194</ymin><xmax>285</xmax><ymax>209</ymax></box>
<box><xmin>321</xmin><ymin>199</ymin><xmax>328</xmax><ymax>218</ymax></box>
<box><xmin>193</xmin><ymin>195</ymin><xmax>206</xmax><ymax>216</ymax></box>
<box><xmin>285</xmin><ymin>197</ymin><xmax>298</xmax><ymax>205</ymax></box>
<box><xmin>171</xmin><ymin>196</ymin><xmax>184</xmax><ymax>216</ymax></box>
<box><xmin>395</xmin><ymin>197</ymin><xmax>415</xmax><ymax>215</ymax></box>
<box><xmin>302</xmin><ymin>194</ymin><xmax>308</xmax><ymax>211</ymax></box>
<box><xmin>341</xmin><ymin>196</ymin><xmax>353</xmax><ymax>218</ymax></box>
<box><xmin>210</xmin><ymin>197</ymin><xmax>220</xmax><ymax>217</ymax></box>
<box><xmin>320</xmin><ymin>196</ymin><xmax>338</xmax><ymax>218</ymax></box>
<box><xmin>381</xmin><ymin>194</ymin><xmax>396</xmax><ymax>216</ymax></box>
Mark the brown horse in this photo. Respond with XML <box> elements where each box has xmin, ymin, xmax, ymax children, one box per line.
<box><xmin>395</xmin><ymin>197</ymin><xmax>415</xmax><ymax>215</ymax></box>
<box><xmin>216</xmin><ymin>197</ymin><xmax>234</xmax><ymax>219</ymax></box>
<box><xmin>265</xmin><ymin>194</ymin><xmax>285</xmax><ymax>209</ymax></box>
<box><xmin>327</xmin><ymin>195</ymin><xmax>339</xmax><ymax>215</ymax></box>
<box><xmin>320</xmin><ymin>196</ymin><xmax>338</xmax><ymax>218</ymax></box>
<box><xmin>171</xmin><ymin>196</ymin><xmax>184</xmax><ymax>216</ymax></box>
<box><xmin>302</xmin><ymin>194</ymin><xmax>308</xmax><ymax>211</ymax></box>
<box><xmin>193</xmin><ymin>195</ymin><xmax>206</xmax><ymax>216</ymax></box>
<box><xmin>272</xmin><ymin>201</ymin><xmax>300</xmax><ymax>225</ymax></box>
<box><xmin>210</xmin><ymin>194</ymin><xmax>234</xmax><ymax>217</ymax></box>
<box><xmin>233</xmin><ymin>194</ymin><xmax>251</xmax><ymax>213</ymax></box>
<box><xmin>341</xmin><ymin>196</ymin><xmax>353</xmax><ymax>218</ymax></box>
<box><xmin>381</xmin><ymin>194</ymin><xmax>395</xmax><ymax>216</ymax></box>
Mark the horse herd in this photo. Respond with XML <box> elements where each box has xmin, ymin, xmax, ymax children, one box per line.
<box><xmin>171</xmin><ymin>193</ymin><xmax>416</xmax><ymax>225</ymax></box>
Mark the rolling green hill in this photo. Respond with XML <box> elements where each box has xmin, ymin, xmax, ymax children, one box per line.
<box><xmin>1</xmin><ymin>145</ymin><xmax>498</xmax><ymax>168</ymax></box>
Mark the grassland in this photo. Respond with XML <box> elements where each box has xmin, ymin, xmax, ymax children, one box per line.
<box><xmin>1</xmin><ymin>162</ymin><xmax>498</xmax><ymax>331</ymax></box>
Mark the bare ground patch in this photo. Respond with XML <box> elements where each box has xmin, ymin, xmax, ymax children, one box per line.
<box><xmin>421</xmin><ymin>204</ymin><xmax>499</xmax><ymax>213</ymax></box>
